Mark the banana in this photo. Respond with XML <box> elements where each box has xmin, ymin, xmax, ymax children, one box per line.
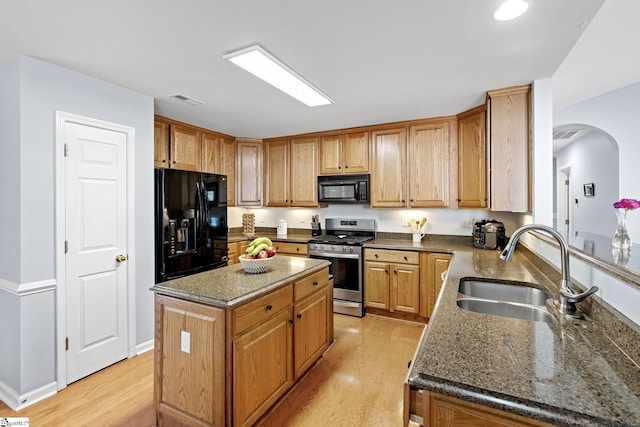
<box><xmin>250</xmin><ymin>243</ymin><xmax>269</xmax><ymax>256</ymax></box>
<box><xmin>250</xmin><ymin>237</ymin><xmax>273</xmax><ymax>247</ymax></box>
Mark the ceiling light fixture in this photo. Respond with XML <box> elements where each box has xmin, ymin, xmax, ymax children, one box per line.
<box><xmin>494</xmin><ymin>0</ymin><xmax>530</xmax><ymax>21</ymax></box>
<box><xmin>223</xmin><ymin>44</ymin><xmax>334</xmax><ymax>107</ymax></box>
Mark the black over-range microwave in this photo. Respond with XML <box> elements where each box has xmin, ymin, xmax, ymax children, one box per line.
<box><xmin>318</xmin><ymin>174</ymin><xmax>369</xmax><ymax>204</ymax></box>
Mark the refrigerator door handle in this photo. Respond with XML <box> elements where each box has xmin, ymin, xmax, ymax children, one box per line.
<box><xmin>195</xmin><ymin>181</ymin><xmax>203</xmax><ymax>245</ymax></box>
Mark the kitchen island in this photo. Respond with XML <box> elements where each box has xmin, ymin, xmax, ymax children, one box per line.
<box><xmin>405</xmin><ymin>246</ymin><xmax>640</xmax><ymax>426</ymax></box>
<box><xmin>150</xmin><ymin>256</ymin><xmax>332</xmax><ymax>427</ymax></box>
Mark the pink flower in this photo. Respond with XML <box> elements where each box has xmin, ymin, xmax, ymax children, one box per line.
<box><xmin>613</xmin><ymin>198</ymin><xmax>640</xmax><ymax>210</ymax></box>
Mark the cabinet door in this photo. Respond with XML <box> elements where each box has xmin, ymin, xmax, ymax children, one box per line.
<box><xmin>201</xmin><ymin>132</ymin><xmax>220</xmax><ymax>174</ymax></box>
<box><xmin>458</xmin><ymin>108</ymin><xmax>488</xmax><ymax>208</ymax></box>
<box><xmin>391</xmin><ymin>263</ymin><xmax>420</xmax><ymax>314</ymax></box>
<box><xmin>294</xmin><ymin>288</ymin><xmax>329</xmax><ymax>379</ymax></box>
<box><xmin>155</xmin><ymin>295</ymin><xmax>225</xmax><ymax>427</ymax></box>
<box><xmin>236</xmin><ymin>140</ymin><xmax>263</xmax><ymax>206</ymax></box>
<box><xmin>426</xmin><ymin>253</ymin><xmax>452</xmax><ymax>319</ymax></box>
<box><xmin>343</xmin><ymin>131</ymin><xmax>369</xmax><ymax>173</ymax></box>
<box><xmin>290</xmin><ymin>137</ymin><xmax>319</xmax><ymax>207</ymax></box>
<box><xmin>154</xmin><ymin>120</ymin><xmax>169</xmax><ymax>168</ymax></box>
<box><xmin>364</xmin><ymin>261</ymin><xmax>390</xmax><ymax>309</ymax></box>
<box><xmin>233</xmin><ymin>308</ymin><xmax>293</xmax><ymax>427</ymax></box>
<box><xmin>319</xmin><ymin>134</ymin><xmax>343</xmax><ymax>175</ymax></box>
<box><xmin>227</xmin><ymin>242</ymin><xmax>238</xmax><ymax>265</ymax></box>
<box><xmin>170</xmin><ymin>124</ymin><xmax>201</xmax><ymax>171</ymax></box>
<box><xmin>370</xmin><ymin>128</ymin><xmax>407</xmax><ymax>207</ymax></box>
<box><xmin>264</xmin><ymin>139</ymin><xmax>290</xmax><ymax>207</ymax></box>
<box><xmin>488</xmin><ymin>85</ymin><xmax>530</xmax><ymax>212</ymax></box>
<box><xmin>220</xmin><ymin>136</ymin><xmax>237</xmax><ymax>207</ymax></box>
<box><xmin>408</xmin><ymin>122</ymin><xmax>450</xmax><ymax>208</ymax></box>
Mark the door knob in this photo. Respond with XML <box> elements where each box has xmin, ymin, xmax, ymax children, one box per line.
<box><xmin>115</xmin><ymin>254</ymin><xmax>127</xmax><ymax>262</ymax></box>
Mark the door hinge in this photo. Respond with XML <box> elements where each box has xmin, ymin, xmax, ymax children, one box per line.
<box><xmin>65</xmin><ymin>337</ymin><xmax>69</xmax><ymax>351</ymax></box>
<box><xmin>65</xmin><ymin>241</ymin><xmax>68</xmax><ymax>253</ymax></box>
<box><xmin>64</xmin><ymin>143</ymin><xmax>69</xmax><ymax>157</ymax></box>
<box><xmin>564</xmin><ymin>179</ymin><xmax>569</xmax><ymax>185</ymax></box>
<box><xmin>565</xmin><ymin>219</ymin><xmax>570</xmax><ymax>225</ymax></box>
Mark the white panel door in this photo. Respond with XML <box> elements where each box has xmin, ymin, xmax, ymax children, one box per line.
<box><xmin>65</xmin><ymin>121</ymin><xmax>129</xmax><ymax>384</ymax></box>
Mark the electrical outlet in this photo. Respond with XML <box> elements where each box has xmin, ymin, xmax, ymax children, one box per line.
<box><xmin>258</xmin><ymin>214</ymin><xmax>265</xmax><ymax>223</ymax></box>
<box><xmin>299</xmin><ymin>215</ymin><xmax>305</xmax><ymax>223</ymax></box>
<box><xmin>401</xmin><ymin>217</ymin><xmax>409</xmax><ymax>227</ymax></box>
<box><xmin>464</xmin><ymin>218</ymin><xmax>475</xmax><ymax>228</ymax></box>
<box><xmin>181</xmin><ymin>331</ymin><xmax>191</xmax><ymax>354</ymax></box>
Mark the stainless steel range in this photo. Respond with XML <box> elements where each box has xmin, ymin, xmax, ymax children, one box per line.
<box><xmin>307</xmin><ymin>218</ymin><xmax>376</xmax><ymax>317</ymax></box>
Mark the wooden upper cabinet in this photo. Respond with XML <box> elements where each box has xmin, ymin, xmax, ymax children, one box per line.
<box><xmin>154</xmin><ymin>120</ymin><xmax>169</xmax><ymax>168</ymax></box>
<box><xmin>202</xmin><ymin>132</ymin><xmax>237</xmax><ymax>206</ymax></box>
<box><xmin>290</xmin><ymin>137</ymin><xmax>319</xmax><ymax>206</ymax></box>
<box><xmin>408</xmin><ymin>121</ymin><xmax>450</xmax><ymax>208</ymax></box>
<box><xmin>170</xmin><ymin>124</ymin><xmax>201</xmax><ymax>171</ymax></box>
<box><xmin>488</xmin><ymin>84</ymin><xmax>531</xmax><ymax>212</ymax></box>
<box><xmin>457</xmin><ymin>106</ymin><xmax>488</xmax><ymax>209</ymax></box>
<box><xmin>319</xmin><ymin>131</ymin><xmax>369</xmax><ymax>175</ymax></box>
<box><xmin>264</xmin><ymin>137</ymin><xmax>318</xmax><ymax>207</ymax></box>
<box><xmin>370</xmin><ymin>127</ymin><xmax>407</xmax><ymax>207</ymax></box>
<box><xmin>264</xmin><ymin>139</ymin><xmax>290</xmax><ymax>207</ymax></box>
<box><xmin>236</xmin><ymin>139</ymin><xmax>263</xmax><ymax>206</ymax></box>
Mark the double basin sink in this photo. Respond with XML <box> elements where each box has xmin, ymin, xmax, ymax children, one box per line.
<box><xmin>456</xmin><ymin>278</ymin><xmax>556</xmax><ymax>323</ymax></box>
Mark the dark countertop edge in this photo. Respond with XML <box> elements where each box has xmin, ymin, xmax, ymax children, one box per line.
<box><xmin>227</xmin><ymin>233</ymin><xmax>312</xmax><ymax>244</ymax></box>
<box><xmin>408</xmin><ymin>374</ymin><xmax>613</xmax><ymax>427</ymax></box>
<box><xmin>150</xmin><ymin>260</ymin><xmax>331</xmax><ymax>309</ymax></box>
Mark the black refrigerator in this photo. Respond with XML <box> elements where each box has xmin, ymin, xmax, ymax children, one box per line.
<box><xmin>155</xmin><ymin>169</ymin><xmax>228</xmax><ymax>283</ymax></box>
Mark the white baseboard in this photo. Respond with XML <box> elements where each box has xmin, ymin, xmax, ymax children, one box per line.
<box><xmin>0</xmin><ymin>379</ymin><xmax>57</xmax><ymax>411</ymax></box>
<box><xmin>0</xmin><ymin>277</ymin><xmax>56</xmax><ymax>296</ymax></box>
<box><xmin>136</xmin><ymin>339</ymin><xmax>154</xmax><ymax>355</ymax></box>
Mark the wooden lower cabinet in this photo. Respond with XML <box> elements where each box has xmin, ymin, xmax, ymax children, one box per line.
<box><xmin>420</xmin><ymin>252</ymin><xmax>452</xmax><ymax>319</ymax></box>
<box><xmin>154</xmin><ymin>267</ymin><xmax>331</xmax><ymax>427</ymax></box>
<box><xmin>405</xmin><ymin>389</ymin><xmax>553</xmax><ymax>427</ymax></box>
<box><xmin>273</xmin><ymin>242</ymin><xmax>307</xmax><ymax>257</ymax></box>
<box><xmin>364</xmin><ymin>249</ymin><xmax>420</xmax><ymax>315</ymax></box>
<box><xmin>154</xmin><ymin>295</ymin><xmax>226</xmax><ymax>427</ymax></box>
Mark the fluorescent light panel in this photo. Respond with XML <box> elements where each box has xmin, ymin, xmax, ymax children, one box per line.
<box><xmin>224</xmin><ymin>45</ymin><xmax>334</xmax><ymax>107</ymax></box>
<box><xmin>494</xmin><ymin>0</ymin><xmax>529</xmax><ymax>21</ymax></box>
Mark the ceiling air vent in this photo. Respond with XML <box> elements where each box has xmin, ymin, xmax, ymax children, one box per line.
<box><xmin>169</xmin><ymin>93</ymin><xmax>203</xmax><ymax>106</ymax></box>
<box><xmin>553</xmin><ymin>129</ymin><xmax>582</xmax><ymax>140</ymax></box>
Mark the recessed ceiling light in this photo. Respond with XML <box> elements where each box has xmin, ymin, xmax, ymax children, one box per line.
<box><xmin>223</xmin><ymin>44</ymin><xmax>334</xmax><ymax>107</ymax></box>
<box><xmin>494</xmin><ymin>0</ymin><xmax>530</xmax><ymax>21</ymax></box>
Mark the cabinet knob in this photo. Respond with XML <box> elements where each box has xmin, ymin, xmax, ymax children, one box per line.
<box><xmin>410</xmin><ymin>199</ymin><xmax>414</xmax><ymax>202</ymax></box>
<box><xmin>457</xmin><ymin>198</ymin><xmax>462</xmax><ymax>202</ymax></box>
<box><xmin>338</xmin><ymin>166</ymin><xmax>341</xmax><ymax>169</ymax></box>
<box><xmin>403</xmin><ymin>256</ymin><xmax>408</xmax><ymax>261</ymax></box>
<box><xmin>172</xmin><ymin>160</ymin><xmax>176</xmax><ymax>163</ymax></box>
<box><xmin>394</xmin><ymin>270</ymin><xmax>397</xmax><ymax>274</ymax></box>
<box><xmin>401</xmin><ymin>199</ymin><xmax>405</xmax><ymax>203</ymax></box>
<box><xmin>312</xmin><ymin>281</ymin><xmax>318</xmax><ymax>286</ymax></box>
<box><xmin>345</xmin><ymin>165</ymin><xmax>349</xmax><ymax>169</ymax></box>
<box><xmin>266</xmin><ymin>304</ymin><xmax>273</xmax><ymax>311</ymax></box>
<box><xmin>297</xmin><ymin>313</ymin><xmax>302</xmax><ymax>319</ymax></box>
<box><xmin>161</xmin><ymin>159</ymin><xmax>166</xmax><ymax>163</ymax></box>
<box><xmin>374</xmin><ymin>253</ymin><xmax>378</xmax><ymax>258</ymax></box>
<box><xmin>296</xmin><ymin>248</ymin><xmax>300</xmax><ymax>252</ymax></box>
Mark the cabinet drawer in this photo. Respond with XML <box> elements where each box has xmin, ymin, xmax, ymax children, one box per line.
<box><xmin>233</xmin><ymin>285</ymin><xmax>293</xmax><ymax>336</ymax></box>
<box><xmin>274</xmin><ymin>242</ymin><xmax>308</xmax><ymax>256</ymax></box>
<box><xmin>365</xmin><ymin>248</ymin><xmax>419</xmax><ymax>264</ymax></box>
<box><xmin>227</xmin><ymin>242</ymin><xmax>238</xmax><ymax>255</ymax></box>
<box><xmin>294</xmin><ymin>268</ymin><xmax>329</xmax><ymax>302</ymax></box>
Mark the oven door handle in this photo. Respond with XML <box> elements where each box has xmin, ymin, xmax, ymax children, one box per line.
<box><xmin>309</xmin><ymin>252</ymin><xmax>361</xmax><ymax>260</ymax></box>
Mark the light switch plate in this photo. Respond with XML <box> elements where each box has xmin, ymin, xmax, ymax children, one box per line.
<box><xmin>181</xmin><ymin>331</ymin><xmax>190</xmax><ymax>354</ymax></box>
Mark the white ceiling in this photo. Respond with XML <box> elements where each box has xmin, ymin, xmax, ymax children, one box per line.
<box><xmin>0</xmin><ymin>0</ymin><xmax>608</xmax><ymax>139</ymax></box>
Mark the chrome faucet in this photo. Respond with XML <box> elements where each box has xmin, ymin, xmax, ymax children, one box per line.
<box><xmin>499</xmin><ymin>224</ymin><xmax>598</xmax><ymax>318</ymax></box>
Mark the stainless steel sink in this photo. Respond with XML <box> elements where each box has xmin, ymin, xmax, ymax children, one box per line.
<box><xmin>458</xmin><ymin>279</ymin><xmax>551</xmax><ymax>305</ymax></box>
<box><xmin>456</xmin><ymin>297</ymin><xmax>556</xmax><ymax>323</ymax></box>
<box><xmin>456</xmin><ymin>278</ymin><xmax>555</xmax><ymax>323</ymax></box>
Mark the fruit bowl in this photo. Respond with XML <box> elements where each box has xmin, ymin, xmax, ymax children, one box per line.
<box><xmin>239</xmin><ymin>255</ymin><xmax>274</xmax><ymax>274</ymax></box>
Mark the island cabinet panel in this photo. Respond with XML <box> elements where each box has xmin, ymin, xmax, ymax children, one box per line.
<box><xmin>292</xmin><ymin>268</ymin><xmax>331</xmax><ymax>380</ymax></box>
<box><xmin>154</xmin><ymin>295</ymin><xmax>225</xmax><ymax>427</ymax></box>
<box><xmin>233</xmin><ymin>308</ymin><xmax>293</xmax><ymax>427</ymax></box>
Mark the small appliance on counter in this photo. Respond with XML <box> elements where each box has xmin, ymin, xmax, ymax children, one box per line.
<box><xmin>473</xmin><ymin>219</ymin><xmax>506</xmax><ymax>250</ymax></box>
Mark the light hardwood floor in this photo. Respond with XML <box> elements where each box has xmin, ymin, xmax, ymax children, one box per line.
<box><xmin>0</xmin><ymin>314</ymin><xmax>425</xmax><ymax>426</ymax></box>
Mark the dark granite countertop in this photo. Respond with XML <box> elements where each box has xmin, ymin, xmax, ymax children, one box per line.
<box><xmin>150</xmin><ymin>256</ymin><xmax>330</xmax><ymax>308</ymax></box>
<box><xmin>407</xmin><ymin>247</ymin><xmax>640</xmax><ymax>426</ymax></box>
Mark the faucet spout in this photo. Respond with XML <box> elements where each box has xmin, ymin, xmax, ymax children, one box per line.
<box><xmin>499</xmin><ymin>223</ymin><xmax>598</xmax><ymax>318</ymax></box>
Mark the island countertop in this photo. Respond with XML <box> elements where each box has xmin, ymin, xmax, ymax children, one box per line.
<box><xmin>150</xmin><ymin>256</ymin><xmax>330</xmax><ymax>308</ymax></box>
<box><xmin>407</xmin><ymin>247</ymin><xmax>640</xmax><ymax>426</ymax></box>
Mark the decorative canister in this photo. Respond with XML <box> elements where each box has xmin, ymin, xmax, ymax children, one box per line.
<box><xmin>277</xmin><ymin>219</ymin><xmax>288</xmax><ymax>238</ymax></box>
